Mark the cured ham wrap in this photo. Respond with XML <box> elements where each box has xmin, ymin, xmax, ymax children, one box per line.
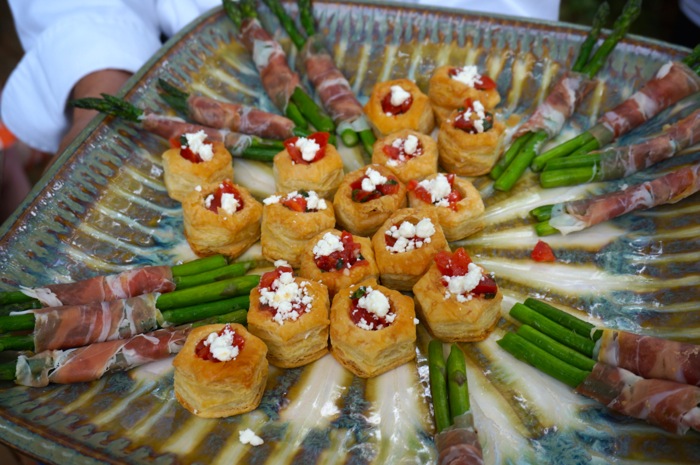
<box><xmin>14</xmin><ymin>327</ymin><xmax>190</xmax><ymax>387</ymax></box>
<box><xmin>435</xmin><ymin>412</ymin><xmax>484</xmax><ymax>465</ymax></box>
<box><xmin>575</xmin><ymin>363</ymin><xmax>700</xmax><ymax>435</ymax></box>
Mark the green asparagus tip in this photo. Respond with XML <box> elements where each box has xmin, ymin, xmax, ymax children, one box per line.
<box><xmin>530</xmin><ymin>204</ymin><xmax>554</xmax><ymax>222</ymax></box>
<box><xmin>534</xmin><ymin>220</ymin><xmax>560</xmax><ymax>237</ymax></box>
<box><xmin>428</xmin><ymin>340</ymin><xmax>451</xmax><ymax>432</ymax></box>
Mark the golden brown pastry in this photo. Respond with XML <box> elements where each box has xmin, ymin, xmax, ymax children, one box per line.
<box><xmin>298</xmin><ymin>229</ymin><xmax>379</xmax><ymax>298</ymax></box>
<box><xmin>371</xmin><ymin>208</ymin><xmax>449</xmax><ymax>291</ymax></box>
<box><xmin>162</xmin><ymin>132</ymin><xmax>234</xmax><ymax>202</ymax></box>
<box><xmin>182</xmin><ymin>179</ymin><xmax>262</xmax><ymax>259</ymax></box>
<box><xmin>407</xmin><ymin>173</ymin><xmax>484</xmax><ymax>241</ymax></box>
<box><xmin>413</xmin><ymin>248</ymin><xmax>503</xmax><ymax>342</ymax></box>
<box><xmin>334</xmin><ymin>164</ymin><xmax>407</xmax><ymax>237</ymax></box>
<box><xmin>370</xmin><ymin>129</ymin><xmax>438</xmax><ymax>184</ymax></box>
<box><xmin>437</xmin><ymin>101</ymin><xmax>505</xmax><ymax>176</ymax></box>
<box><xmin>261</xmin><ymin>190</ymin><xmax>336</xmax><ymax>267</ymax></box>
<box><xmin>364</xmin><ymin>79</ymin><xmax>435</xmax><ymax>137</ymax></box>
<box><xmin>330</xmin><ymin>278</ymin><xmax>416</xmax><ymax>378</ymax></box>
<box><xmin>273</xmin><ymin>132</ymin><xmax>344</xmax><ymax>199</ymax></box>
<box><xmin>173</xmin><ymin>323</ymin><xmax>268</xmax><ymax>418</ymax></box>
<box><xmin>248</xmin><ymin>264</ymin><xmax>330</xmax><ymax>368</ymax></box>
<box><xmin>429</xmin><ymin>65</ymin><xmax>501</xmax><ymax>125</ymax></box>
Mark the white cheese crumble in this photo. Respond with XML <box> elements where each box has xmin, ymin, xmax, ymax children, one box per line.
<box><xmin>361</xmin><ymin>167</ymin><xmax>389</xmax><ymax>192</ymax></box>
<box><xmin>454</xmin><ymin>99</ymin><xmax>488</xmax><ymax>133</ymax></box>
<box><xmin>387</xmin><ymin>134</ymin><xmax>421</xmax><ymax>167</ymax></box>
<box><xmin>313</xmin><ymin>232</ymin><xmax>344</xmax><ymax>258</ymax></box>
<box><xmin>194</xmin><ymin>185</ymin><xmax>202</xmax><ymax>192</ymax></box>
<box><xmin>451</xmin><ymin>65</ymin><xmax>483</xmax><ymax>87</ymax></box>
<box><xmin>274</xmin><ymin>259</ymin><xmax>290</xmax><ymax>268</ymax></box>
<box><xmin>354</xmin><ymin>287</ymin><xmax>396</xmax><ymax>330</ymax></box>
<box><xmin>183</xmin><ymin>130</ymin><xmax>214</xmax><ymax>161</ymax></box>
<box><xmin>258</xmin><ymin>270</ymin><xmax>313</xmax><ymax>325</ymax></box>
<box><xmin>239</xmin><ymin>428</ymin><xmax>264</xmax><ymax>446</ymax></box>
<box><xmin>443</xmin><ymin>263</ymin><xmax>484</xmax><ymax>303</ymax></box>
<box><xmin>656</xmin><ymin>61</ymin><xmax>673</xmax><ymax>79</ymax></box>
<box><xmin>417</xmin><ymin>174</ymin><xmax>453</xmax><ymax>207</ymax></box>
<box><xmin>219</xmin><ymin>192</ymin><xmax>240</xmax><ymax>215</ymax></box>
<box><xmin>263</xmin><ymin>191</ymin><xmax>327</xmax><ymax>210</ymax></box>
<box><xmin>294</xmin><ymin>137</ymin><xmax>321</xmax><ymax>162</ymax></box>
<box><xmin>385</xmin><ymin>218</ymin><xmax>435</xmax><ymax>253</ymax></box>
<box><xmin>263</xmin><ymin>194</ymin><xmax>281</xmax><ymax>205</ymax></box>
<box><xmin>203</xmin><ymin>326</ymin><xmax>239</xmax><ymax>362</ymax></box>
<box><xmin>389</xmin><ymin>85</ymin><xmax>411</xmax><ymax>107</ymax></box>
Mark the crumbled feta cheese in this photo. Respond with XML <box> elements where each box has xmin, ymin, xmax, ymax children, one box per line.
<box><xmin>219</xmin><ymin>192</ymin><xmax>240</xmax><ymax>215</ymax></box>
<box><xmin>194</xmin><ymin>185</ymin><xmax>202</xmax><ymax>192</ymax></box>
<box><xmin>184</xmin><ymin>130</ymin><xmax>214</xmax><ymax>161</ymax></box>
<box><xmin>274</xmin><ymin>259</ymin><xmax>290</xmax><ymax>268</ymax></box>
<box><xmin>385</xmin><ymin>218</ymin><xmax>435</xmax><ymax>253</ymax></box>
<box><xmin>304</xmin><ymin>191</ymin><xmax>327</xmax><ymax>210</ymax></box>
<box><xmin>263</xmin><ymin>194</ymin><xmax>282</xmax><ymax>205</ymax></box>
<box><xmin>295</xmin><ymin>137</ymin><xmax>321</xmax><ymax>162</ymax></box>
<box><xmin>417</xmin><ymin>174</ymin><xmax>452</xmax><ymax>207</ymax></box>
<box><xmin>414</xmin><ymin>318</ymin><xmax>420</xmax><ymax>325</ymax></box>
<box><xmin>204</xmin><ymin>194</ymin><xmax>214</xmax><ymax>209</ymax></box>
<box><xmin>450</xmin><ymin>65</ymin><xmax>483</xmax><ymax>87</ymax></box>
<box><xmin>203</xmin><ymin>326</ymin><xmax>239</xmax><ymax>361</ymax></box>
<box><xmin>239</xmin><ymin>428</ymin><xmax>264</xmax><ymax>446</ymax></box>
<box><xmin>656</xmin><ymin>61</ymin><xmax>673</xmax><ymax>79</ymax></box>
<box><xmin>403</xmin><ymin>134</ymin><xmax>419</xmax><ymax>155</ymax></box>
<box><xmin>390</xmin><ymin>85</ymin><xmax>411</xmax><ymax>107</ymax></box>
<box><xmin>361</xmin><ymin>167</ymin><xmax>388</xmax><ymax>192</ymax></box>
<box><xmin>443</xmin><ymin>263</ymin><xmax>483</xmax><ymax>303</ymax></box>
<box><xmin>258</xmin><ymin>271</ymin><xmax>313</xmax><ymax>325</ymax></box>
<box><xmin>313</xmin><ymin>232</ymin><xmax>344</xmax><ymax>258</ymax></box>
<box><xmin>358</xmin><ymin>287</ymin><xmax>391</xmax><ymax>318</ymax></box>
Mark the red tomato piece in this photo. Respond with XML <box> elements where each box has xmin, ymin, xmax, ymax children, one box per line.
<box><xmin>350</xmin><ymin>175</ymin><xmax>399</xmax><ymax>203</ymax></box>
<box><xmin>349</xmin><ymin>287</ymin><xmax>394</xmax><ymax>330</ymax></box>
<box><xmin>205</xmin><ymin>180</ymin><xmax>244</xmax><ymax>213</ymax></box>
<box><xmin>381</xmin><ymin>92</ymin><xmax>413</xmax><ymax>115</ymax></box>
<box><xmin>194</xmin><ymin>324</ymin><xmax>246</xmax><ymax>362</ymax></box>
<box><xmin>282</xmin><ymin>195</ymin><xmax>308</xmax><ymax>212</ymax></box>
<box><xmin>314</xmin><ymin>231</ymin><xmax>364</xmax><ymax>271</ymax></box>
<box><xmin>531</xmin><ymin>240</ymin><xmax>556</xmax><ymax>262</ymax></box>
<box><xmin>284</xmin><ymin>132</ymin><xmax>329</xmax><ymax>165</ymax></box>
<box><xmin>475</xmin><ymin>75</ymin><xmax>497</xmax><ymax>90</ymax></box>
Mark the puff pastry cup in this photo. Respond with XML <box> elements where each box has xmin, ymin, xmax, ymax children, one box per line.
<box><xmin>334</xmin><ymin>164</ymin><xmax>407</xmax><ymax>237</ymax></box>
<box><xmin>248</xmin><ymin>265</ymin><xmax>331</xmax><ymax>368</ymax></box>
<box><xmin>162</xmin><ymin>137</ymin><xmax>234</xmax><ymax>203</ymax></box>
<box><xmin>364</xmin><ymin>79</ymin><xmax>435</xmax><ymax>137</ymax></box>
<box><xmin>261</xmin><ymin>190</ymin><xmax>336</xmax><ymax>267</ymax></box>
<box><xmin>413</xmin><ymin>248</ymin><xmax>503</xmax><ymax>342</ymax></box>
<box><xmin>407</xmin><ymin>173</ymin><xmax>485</xmax><ymax>241</ymax></box>
<box><xmin>437</xmin><ymin>104</ymin><xmax>505</xmax><ymax>176</ymax></box>
<box><xmin>173</xmin><ymin>323</ymin><xmax>268</xmax><ymax>418</ymax></box>
<box><xmin>330</xmin><ymin>278</ymin><xmax>416</xmax><ymax>378</ymax></box>
<box><xmin>182</xmin><ymin>179</ymin><xmax>263</xmax><ymax>259</ymax></box>
<box><xmin>273</xmin><ymin>132</ymin><xmax>344</xmax><ymax>199</ymax></box>
<box><xmin>299</xmin><ymin>229</ymin><xmax>379</xmax><ymax>298</ymax></box>
<box><xmin>370</xmin><ymin>129</ymin><xmax>439</xmax><ymax>184</ymax></box>
<box><xmin>428</xmin><ymin>65</ymin><xmax>501</xmax><ymax>125</ymax></box>
<box><xmin>371</xmin><ymin>208</ymin><xmax>449</xmax><ymax>291</ymax></box>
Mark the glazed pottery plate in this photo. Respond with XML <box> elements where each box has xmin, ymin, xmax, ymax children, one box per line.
<box><xmin>0</xmin><ymin>2</ymin><xmax>698</xmax><ymax>464</ymax></box>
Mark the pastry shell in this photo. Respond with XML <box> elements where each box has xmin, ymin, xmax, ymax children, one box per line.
<box><xmin>428</xmin><ymin>65</ymin><xmax>501</xmax><ymax>125</ymax></box>
<box><xmin>248</xmin><ymin>278</ymin><xmax>330</xmax><ymax>368</ymax></box>
<box><xmin>413</xmin><ymin>263</ymin><xmax>503</xmax><ymax>342</ymax></box>
<box><xmin>298</xmin><ymin>229</ymin><xmax>379</xmax><ymax>298</ymax></box>
<box><xmin>370</xmin><ymin>129</ymin><xmax>439</xmax><ymax>184</ymax></box>
<box><xmin>330</xmin><ymin>278</ymin><xmax>416</xmax><ymax>378</ymax></box>
<box><xmin>371</xmin><ymin>208</ymin><xmax>450</xmax><ymax>291</ymax></box>
<box><xmin>437</xmin><ymin>110</ymin><xmax>505</xmax><ymax>176</ymax></box>
<box><xmin>182</xmin><ymin>181</ymin><xmax>262</xmax><ymax>259</ymax></box>
<box><xmin>261</xmin><ymin>195</ymin><xmax>336</xmax><ymax>267</ymax></box>
<box><xmin>273</xmin><ymin>143</ymin><xmax>344</xmax><ymax>199</ymax></box>
<box><xmin>162</xmin><ymin>141</ymin><xmax>234</xmax><ymax>203</ymax></box>
<box><xmin>364</xmin><ymin>79</ymin><xmax>435</xmax><ymax>137</ymax></box>
<box><xmin>407</xmin><ymin>174</ymin><xmax>485</xmax><ymax>241</ymax></box>
<box><xmin>173</xmin><ymin>323</ymin><xmax>268</xmax><ymax>418</ymax></box>
<box><xmin>334</xmin><ymin>164</ymin><xmax>407</xmax><ymax>237</ymax></box>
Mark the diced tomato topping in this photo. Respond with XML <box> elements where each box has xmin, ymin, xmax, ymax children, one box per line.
<box><xmin>452</xmin><ymin>100</ymin><xmax>494</xmax><ymax>134</ymax></box>
<box><xmin>447</xmin><ymin>68</ymin><xmax>497</xmax><ymax>90</ymax></box>
<box><xmin>258</xmin><ymin>265</ymin><xmax>294</xmax><ymax>290</ymax></box>
<box><xmin>282</xmin><ymin>195</ymin><xmax>308</xmax><ymax>212</ymax></box>
<box><xmin>531</xmin><ymin>240</ymin><xmax>556</xmax><ymax>262</ymax></box>
<box><xmin>382</xmin><ymin>139</ymin><xmax>423</xmax><ymax>161</ymax></box>
<box><xmin>194</xmin><ymin>324</ymin><xmax>246</xmax><ymax>362</ymax></box>
<box><xmin>381</xmin><ymin>92</ymin><xmax>413</xmax><ymax>116</ymax></box>
<box><xmin>471</xmin><ymin>273</ymin><xmax>498</xmax><ymax>296</ymax></box>
<box><xmin>407</xmin><ymin>174</ymin><xmax>463</xmax><ymax>211</ymax></box>
<box><xmin>314</xmin><ymin>231</ymin><xmax>365</xmax><ymax>272</ymax></box>
<box><xmin>284</xmin><ymin>132</ymin><xmax>330</xmax><ymax>165</ymax></box>
<box><xmin>348</xmin><ymin>287</ymin><xmax>394</xmax><ymax>330</ymax></box>
<box><xmin>434</xmin><ymin>248</ymin><xmax>497</xmax><ymax>298</ymax></box>
<box><xmin>171</xmin><ymin>134</ymin><xmax>209</xmax><ymax>163</ymax></box>
<box><xmin>204</xmin><ymin>179</ymin><xmax>244</xmax><ymax>213</ymax></box>
<box><xmin>350</xmin><ymin>176</ymin><xmax>400</xmax><ymax>203</ymax></box>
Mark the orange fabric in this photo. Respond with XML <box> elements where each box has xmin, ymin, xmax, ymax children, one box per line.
<box><xmin>0</xmin><ymin>121</ymin><xmax>17</xmax><ymax>149</ymax></box>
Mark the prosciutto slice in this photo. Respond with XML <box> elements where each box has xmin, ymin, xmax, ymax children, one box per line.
<box><xmin>590</xmin><ymin>61</ymin><xmax>700</xmax><ymax>146</ymax></box>
<box><xmin>21</xmin><ymin>265</ymin><xmax>175</xmax><ymax>307</ymax></box>
<box><xmin>239</xmin><ymin>18</ymin><xmax>300</xmax><ymax>110</ymax></box>
<box><xmin>186</xmin><ymin>95</ymin><xmax>296</xmax><ymax>139</ymax></box>
<box><xmin>593</xmin><ymin>109</ymin><xmax>700</xmax><ymax>180</ymax></box>
<box><xmin>32</xmin><ymin>294</ymin><xmax>162</xmax><ymax>352</ymax></box>
<box><xmin>435</xmin><ymin>412</ymin><xmax>484</xmax><ymax>465</ymax></box>
<box><xmin>300</xmin><ymin>35</ymin><xmax>367</xmax><ymax>131</ymax></box>
<box><xmin>514</xmin><ymin>72</ymin><xmax>596</xmax><ymax>139</ymax></box>
<box><xmin>140</xmin><ymin>113</ymin><xmax>255</xmax><ymax>155</ymax></box>
<box><xmin>595</xmin><ymin>330</ymin><xmax>700</xmax><ymax>387</ymax></box>
<box><xmin>575</xmin><ymin>363</ymin><xmax>700</xmax><ymax>434</ymax></box>
<box><xmin>14</xmin><ymin>327</ymin><xmax>189</xmax><ymax>387</ymax></box>
<box><xmin>549</xmin><ymin>162</ymin><xmax>700</xmax><ymax>234</ymax></box>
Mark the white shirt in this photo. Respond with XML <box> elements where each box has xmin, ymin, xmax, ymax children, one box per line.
<box><xmin>1</xmin><ymin>0</ymin><xmax>559</xmax><ymax>154</ymax></box>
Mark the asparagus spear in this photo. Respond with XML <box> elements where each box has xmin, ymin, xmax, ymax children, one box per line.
<box><xmin>446</xmin><ymin>344</ymin><xmax>470</xmax><ymax>422</ymax></box>
<box><xmin>523</xmin><ymin>298</ymin><xmax>602</xmax><ymax>340</ymax></box>
<box><xmin>571</xmin><ymin>2</ymin><xmax>610</xmax><ymax>73</ymax></box>
<box><xmin>516</xmin><ymin>325</ymin><xmax>596</xmax><ymax>371</ymax></box>
<box><xmin>428</xmin><ymin>339</ymin><xmax>451</xmax><ymax>432</ymax></box>
<box><xmin>298</xmin><ymin>0</ymin><xmax>316</xmax><ymax>38</ymax></box>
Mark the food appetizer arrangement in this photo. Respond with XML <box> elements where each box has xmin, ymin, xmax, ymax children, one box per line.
<box><xmin>4</xmin><ymin>0</ymin><xmax>700</xmax><ymax>463</ymax></box>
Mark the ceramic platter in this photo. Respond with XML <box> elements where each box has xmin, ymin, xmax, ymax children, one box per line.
<box><xmin>0</xmin><ymin>1</ymin><xmax>698</xmax><ymax>464</ymax></box>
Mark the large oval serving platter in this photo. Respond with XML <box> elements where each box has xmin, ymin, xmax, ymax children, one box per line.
<box><xmin>0</xmin><ymin>2</ymin><xmax>698</xmax><ymax>464</ymax></box>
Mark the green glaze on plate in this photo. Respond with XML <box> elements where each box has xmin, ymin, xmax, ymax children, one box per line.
<box><xmin>0</xmin><ymin>2</ymin><xmax>698</xmax><ymax>464</ymax></box>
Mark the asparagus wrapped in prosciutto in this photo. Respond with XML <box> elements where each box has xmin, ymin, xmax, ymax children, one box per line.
<box><xmin>262</xmin><ymin>0</ymin><xmax>376</xmax><ymax>153</ymax></box>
